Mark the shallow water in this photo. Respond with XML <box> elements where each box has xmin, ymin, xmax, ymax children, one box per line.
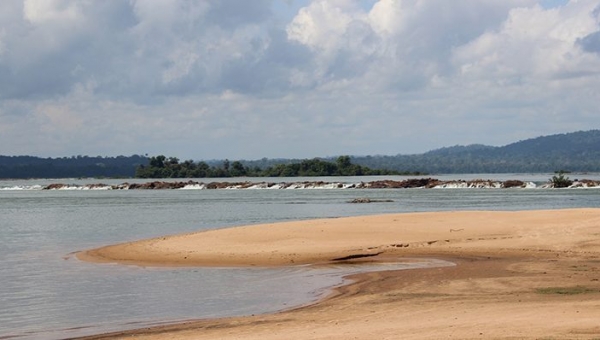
<box><xmin>1</xmin><ymin>175</ymin><xmax>600</xmax><ymax>339</ymax></box>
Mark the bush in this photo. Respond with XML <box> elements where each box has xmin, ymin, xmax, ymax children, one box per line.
<box><xmin>550</xmin><ymin>171</ymin><xmax>573</xmax><ymax>188</ymax></box>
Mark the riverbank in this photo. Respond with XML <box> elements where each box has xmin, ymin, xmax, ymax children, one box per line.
<box><xmin>77</xmin><ymin>209</ymin><xmax>600</xmax><ymax>339</ymax></box>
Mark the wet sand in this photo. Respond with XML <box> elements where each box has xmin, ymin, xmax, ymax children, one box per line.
<box><xmin>77</xmin><ymin>209</ymin><xmax>600</xmax><ymax>339</ymax></box>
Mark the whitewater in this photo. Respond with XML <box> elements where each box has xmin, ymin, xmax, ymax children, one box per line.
<box><xmin>2</xmin><ymin>173</ymin><xmax>600</xmax><ymax>191</ymax></box>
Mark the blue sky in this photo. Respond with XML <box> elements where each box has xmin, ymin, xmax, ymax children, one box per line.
<box><xmin>0</xmin><ymin>0</ymin><xmax>598</xmax><ymax>160</ymax></box>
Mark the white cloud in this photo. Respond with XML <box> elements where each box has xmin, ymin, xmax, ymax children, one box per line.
<box><xmin>162</xmin><ymin>44</ymin><xmax>200</xmax><ymax>84</ymax></box>
<box><xmin>23</xmin><ymin>0</ymin><xmax>85</xmax><ymax>24</ymax></box>
<box><xmin>453</xmin><ymin>1</ymin><xmax>600</xmax><ymax>82</ymax></box>
<box><xmin>130</xmin><ymin>0</ymin><xmax>209</xmax><ymax>38</ymax></box>
<box><xmin>285</xmin><ymin>0</ymin><xmax>542</xmax><ymax>93</ymax></box>
<box><xmin>367</xmin><ymin>0</ymin><xmax>403</xmax><ymax>35</ymax></box>
<box><xmin>287</xmin><ymin>0</ymin><xmax>359</xmax><ymax>50</ymax></box>
<box><xmin>0</xmin><ymin>0</ymin><xmax>599</xmax><ymax>159</ymax></box>
<box><xmin>20</xmin><ymin>0</ymin><xmax>90</xmax><ymax>54</ymax></box>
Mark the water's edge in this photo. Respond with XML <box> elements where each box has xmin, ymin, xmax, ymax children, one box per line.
<box><xmin>52</xmin><ymin>259</ymin><xmax>456</xmax><ymax>339</ymax></box>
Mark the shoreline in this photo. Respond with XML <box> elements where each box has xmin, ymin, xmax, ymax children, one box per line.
<box><xmin>76</xmin><ymin>209</ymin><xmax>600</xmax><ymax>339</ymax></box>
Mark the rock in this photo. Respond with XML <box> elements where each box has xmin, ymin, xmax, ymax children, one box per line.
<box><xmin>44</xmin><ymin>183</ymin><xmax>68</xmax><ymax>190</ymax></box>
<box><xmin>128</xmin><ymin>181</ymin><xmax>192</xmax><ymax>189</ymax></box>
<box><xmin>366</xmin><ymin>178</ymin><xmax>439</xmax><ymax>189</ymax></box>
<box><xmin>349</xmin><ymin>198</ymin><xmax>372</xmax><ymax>203</ymax></box>
<box><xmin>502</xmin><ymin>180</ymin><xmax>525</xmax><ymax>188</ymax></box>
<box><xmin>348</xmin><ymin>198</ymin><xmax>394</xmax><ymax>203</ymax></box>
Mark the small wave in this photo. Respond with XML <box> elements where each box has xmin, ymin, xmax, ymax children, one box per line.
<box><xmin>569</xmin><ymin>180</ymin><xmax>600</xmax><ymax>189</ymax></box>
<box><xmin>433</xmin><ymin>182</ymin><xmax>503</xmax><ymax>189</ymax></box>
<box><xmin>45</xmin><ymin>185</ymin><xmax>113</xmax><ymax>191</ymax></box>
<box><xmin>0</xmin><ymin>185</ymin><xmax>44</xmax><ymax>191</ymax></box>
<box><xmin>180</xmin><ymin>184</ymin><xmax>206</xmax><ymax>190</ymax></box>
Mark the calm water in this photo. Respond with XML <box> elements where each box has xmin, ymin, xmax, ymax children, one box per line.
<box><xmin>1</xmin><ymin>174</ymin><xmax>600</xmax><ymax>339</ymax></box>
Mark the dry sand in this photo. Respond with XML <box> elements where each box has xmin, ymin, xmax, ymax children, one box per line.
<box><xmin>77</xmin><ymin>209</ymin><xmax>600</xmax><ymax>339</ymax></box>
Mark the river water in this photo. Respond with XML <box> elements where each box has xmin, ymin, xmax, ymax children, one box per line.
<box><xmin>1</xmin><ymin>174</ymin><xmax>600</xmax><ymax>339</ymax></box>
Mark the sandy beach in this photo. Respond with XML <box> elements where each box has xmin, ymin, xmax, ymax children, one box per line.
<box><xmin>77</xmin><ymin>208</ymin><xmax>600</xmax><ymax>339</ymax></box>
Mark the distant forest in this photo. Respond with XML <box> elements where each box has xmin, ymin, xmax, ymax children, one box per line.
<box><xmin>0</xmin><ymin>155</ymin><xmax>147</xmax><ymax>179</ymax></box>
<box><xmin>348</xmin><ymin>129</ymin><xmax>600</xmax><ymax>174</ymax></box>
<box><xmin>233</xmin><ymin>130</ymin><xmax>600</xmax><ymax>174</ymax></box>
<box><xmin>2</xmin><ymin>130</ymin><xmax>600</xmax><ymax>179</ymax></box>
<box><xmin>135</xmin><ymin>155</ymin><xmax>411</xmax><ymax>178</ymax></box>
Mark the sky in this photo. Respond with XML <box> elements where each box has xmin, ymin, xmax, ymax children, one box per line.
<box><xmin>0</xmin><ymin>0</ymin><xmax>598</xmax><ymax>160</ymax></box>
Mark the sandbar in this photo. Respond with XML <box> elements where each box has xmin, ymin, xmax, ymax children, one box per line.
<box><xmin>77</xmin><ymin>209</ymin><xmax>600</xmax><ymax>339</ymax></box>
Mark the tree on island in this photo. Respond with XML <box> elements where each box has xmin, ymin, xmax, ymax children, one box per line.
<box><xmin>550</xmin><ymin>171</ymin><xmax>573</xmax><ymax>188</ymax></box>
<box><xmin>135</xmin><ymin>155</ymin><xmax>421</xmax><ymax>178</ymax></box>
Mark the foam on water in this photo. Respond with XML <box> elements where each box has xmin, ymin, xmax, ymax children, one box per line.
<box><xmin>0</xmin><ymin>185</ymin><xmax>44</xmax><ymax>191</ymax></box>
<box><xmin>181</xmin><ymin>183</ymin><xmax>206</xmax><ymax>190</ymax></box>
<box><xmin>3</xmin><ymin>174</ymin><xmax>600</xmax><ymax>192</ymax></box>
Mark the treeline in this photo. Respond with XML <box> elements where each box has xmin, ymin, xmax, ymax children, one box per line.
<box><xmin>135</xmin><ymin>155</ymin><xmax>415</xmax><ymax>178</ymax></box>
<box><xmin>201</xmin><ymin>131</ymin><xmax>600</xmax><ymax>175</ymax></box>
<box><xmin>3</xmin><ymin>130</ymin><xmax>599</xmax><ymax>179</ymax></box>
<box><xmin>0</xmin><ymin>155</ymin><xmax>148</xmax><ymax>179</ymax></box>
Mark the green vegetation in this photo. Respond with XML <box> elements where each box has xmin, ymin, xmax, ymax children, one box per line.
<box><xmin>227</xmin><ymin>130</ymin><xmax>600</xmax><ymax>174</ymax></box>
<box><xmin>550</xmin><ymin>171</ymin><xmax>573</xmax><ymax>188</ymax></box>
<box><xmin>2</xmin><ymin>130</ymin><xmax>600</xmax><ymax>179</ymax></box>
<box><xmin>134</xmin><ymin>155</ymin><xmax>413</xmax><ymax>178</ymax></box>
<box><xmin>536</xmin><ymin>286</ymin><xmax>598</xmax><ymax>295</ymax></box>
<box><xmin>348</xmin><ymin>130</ymin><xmax>600</xmax><ymax>173</ymax></box>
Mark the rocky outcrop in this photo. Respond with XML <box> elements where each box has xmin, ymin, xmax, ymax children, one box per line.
<box><xmin>40</xmin><ymin>178</ymin><xmax>600</xmax><ymax>190</ymax></box>
<box><xmin>502</xmin><ymin>180</ymin><xmax>526</xmax><ymax>188</ymax></box>
<box><xmin>348</xmin><ymin>198</ymin><xmax>395</xmax><ymax>203</ymax></box>
<box><xmin>127</xmin><ymin>181</ymin><xmax>192</xmax><ymax>189</ymax></box>
<box><xmin>43</xmin><ymin>183</ymin><xmax>68</xmax><ymax>190</ymax></box>
<box><xmin>364</xmin><ymin>178</ymin><xmax>440</xmax><ymax>189</ymax></box>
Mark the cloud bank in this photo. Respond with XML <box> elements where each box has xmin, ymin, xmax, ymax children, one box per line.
<box><xmin>0</xmin><ymin>0</ymin><xmax>598</xmax><ymax>159</ymax></box>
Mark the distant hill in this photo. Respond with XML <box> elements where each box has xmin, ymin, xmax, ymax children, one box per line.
<box><xmin>349</xmin><ymin>130</ymin><xmax>600</xmax><ymax>173</ymax></box>
<box><xmin>214</xmin><ymin>130</ymin><xmax>600</xmax><ymax>174</ymax></box>
<box><xmin>2</xmin><ymin>130</ymin><xmax>599</xmax><ymax>179</ymax></box>
<box><xmin>0</xmin><ymin>155</ymin><xmax>148</xmax><ymax>179</ymax></box>
<box><xmin>424</xmin><ymin>144</ymin><xmax>496</xmax><ymax>156</ymax></box>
